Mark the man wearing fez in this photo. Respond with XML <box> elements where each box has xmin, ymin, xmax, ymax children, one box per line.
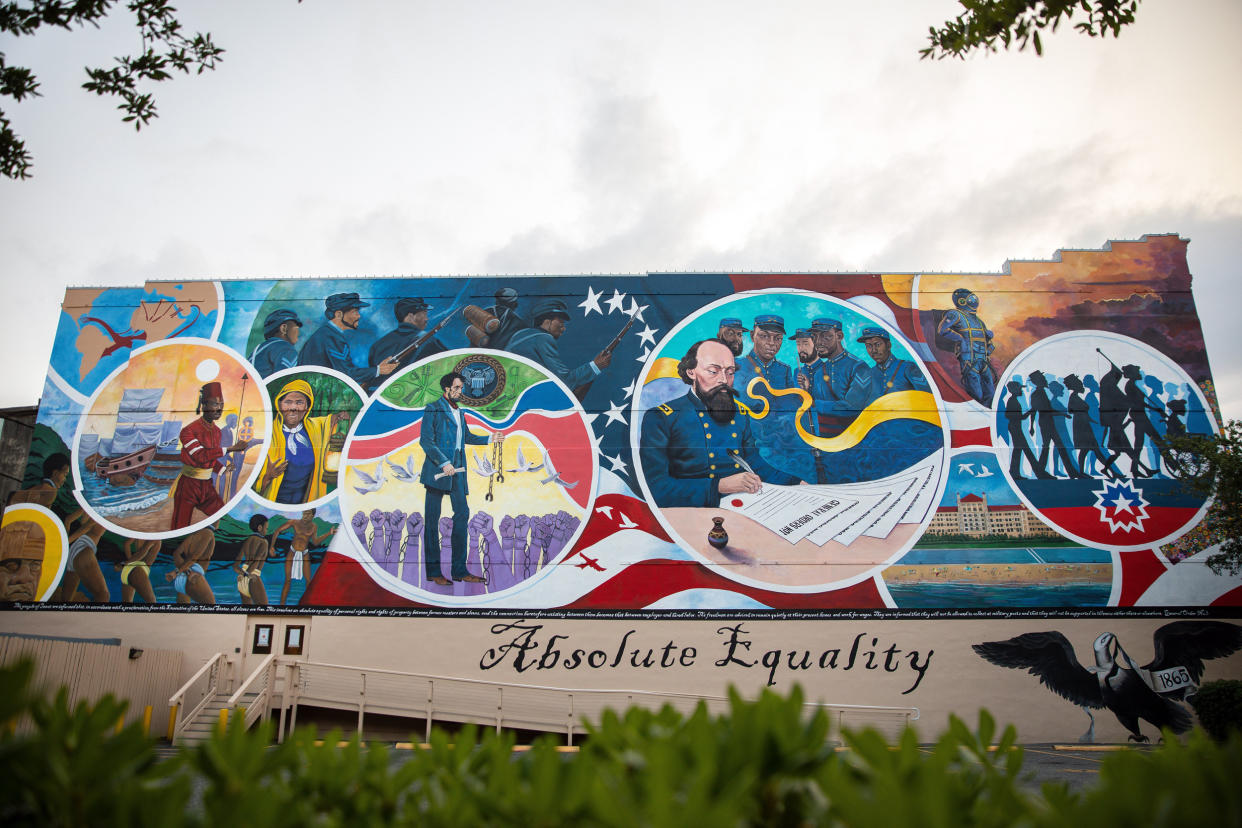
<box><xmin>641</xmin><ymin>339</ymin><xmax>799</xmax><ymax>509</ymax></box>
<box><xmin>857</xmin><ymin>326</ymin><xmax>927</xmax><ymax>399</ymax></box>
<box><xmin>805</xmin><ymin>317</ymin><xmax>873</xmax><ymax>438</ymax></box>
<box><xmin>507</xmin><ymin>298</ymin><xmax>612</xmax><ymax>388</ymax></box>
<box><xmin>485</xmin><ymin>287</ymin><xmax>528</xmax><ymax>350</ymax></box>
<box><xmin>171</xmin><ymin>382</ymin><xmax>257</xmax><ymax>529</ymax></box>
<box><xmin>420</xmin><ymin>372</ymin><xmax>495</xmax><ymax>586</ymax></box>
<box><xmin>249</xmin><ymin>309</ymin><xmax>303</xmax><ymax>377</ymax></box>
<box><xmin>716</xmin><ymin>318</ymin><xmax>749</xmax><ymax>357</ymax></box>
<box><xmin>298</xmin><ymin>292</ymin><xmax>399</xmax><ymax>387</ymax></box>
<box><xmin>368</xmin><ymin>297</ymin><xmax>446</xmax><ymax>376</ymax></box>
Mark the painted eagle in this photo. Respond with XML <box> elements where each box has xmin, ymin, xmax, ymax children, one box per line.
<box><xmin>973</xmin><ymin>621</ymin><xmax>1242</xmax><ymax>743</ymax></box>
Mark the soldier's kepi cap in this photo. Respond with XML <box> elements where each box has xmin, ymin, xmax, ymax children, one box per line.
<box><xmin>324</xmin><ymin>292</ymin><xmax>369</xmax><ymax>318</ymax></box>
<box><xmin>531</xmin><ymin>298</ymin><xmax>571</xmax><ymax>321</ymax></box>
<box><xmin>789</xmin><ymin>328</ymin><xmax>814</xmax><ymax>341</ymax></box>
<box><xmin>395</xmin><ymin>297</ymin><xmax>431</xmax><ymax>319</ymax></box>
<box><xmin>856</xmin><ymin>326</ymin><xmax>890</xmax><ymax>343</ymax></box>
<box><xmin>718</xmin><ymin>317</ymin><xmax>750</xmax><ymax>332</ymax></box>
<box><xmin>262</xmin><ymin>309</ymin><xmax>302</xmax><ymax>338</ymax></box>
<box><xmin>811</xmin><ymin>317</ymin><xmax>842</xmax><ymax>333</ymax></box>
<box><xmin>752</xmin><ymin>314</ymin><xmax>786</xmax><ymax>333</ymax></box>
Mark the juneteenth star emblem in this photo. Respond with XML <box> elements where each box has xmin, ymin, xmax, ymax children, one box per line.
<box><xmin>1092</xmin><ymin>480</ymin><xmax>1150</xmax><ymax>533</ymax></box>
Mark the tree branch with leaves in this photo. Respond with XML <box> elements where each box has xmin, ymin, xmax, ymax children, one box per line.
<box><xmin>1165</xmin><ymin>419</ymin><xmax>1242</xmax><ymax>576</ymax></box>
<box><xmin>921</xmin><ymin>0</ymin><xmax>1142</xmax><ymax>59</ymax></box>
<box><xmin>0</xmin><ymin>0</ymin><xmax>223</xmax><ymax>179</ymax></box>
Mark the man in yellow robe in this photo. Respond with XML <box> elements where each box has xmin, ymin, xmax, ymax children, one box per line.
<box><xmin>257</xmin><ymin>379</ymin><xmax>348</xmax><ymax>504</ymax></box>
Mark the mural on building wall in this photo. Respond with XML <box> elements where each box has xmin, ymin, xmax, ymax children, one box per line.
<box><xmin>3</xmin><ymin>235</ymin><xmax>1236</xmax><ymax>613</ymax></box>
<box><xmin>973</xmin><ymin>621</ymin><xmax>1242</xmax><ymax>743</ymax></box>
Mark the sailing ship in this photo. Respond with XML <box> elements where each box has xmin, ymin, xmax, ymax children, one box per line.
<box><xmin>94</xmin><ymin>389</ymin><xmax>169</xmax><ymax>485</ymax></box>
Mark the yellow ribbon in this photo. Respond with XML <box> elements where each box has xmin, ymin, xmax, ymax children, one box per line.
<box><xmin>739</xmin><ymin>377</ymin><xmax>941</xmax><ymax>453</ymax></box>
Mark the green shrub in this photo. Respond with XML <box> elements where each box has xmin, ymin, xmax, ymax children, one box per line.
<box><xmin>1189</xmin><ymin>679</ymin><xmax>1242</xmax><ymax>742</ymax></box>
<box><xmin>5</xmin><ymin>658</ymin><xmax>1242</xmax><ymax>827</ymax></box>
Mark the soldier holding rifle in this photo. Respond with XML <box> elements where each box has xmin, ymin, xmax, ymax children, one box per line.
<box><xmin>507</xmin><ymin>299</ymin><xmax>615</xmax><ymax>389</ymax></box>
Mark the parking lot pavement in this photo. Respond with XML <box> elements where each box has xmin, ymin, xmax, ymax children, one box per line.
<box><xmin>1011</xmin><ymin>744</ymin><xmax>1142</xmax><ymax>792</ymax></box>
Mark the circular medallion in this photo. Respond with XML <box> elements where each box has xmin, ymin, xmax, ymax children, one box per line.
<box><xmin>990</xmin><ymin>331</ymin><xmax>1217</xmax><ymax>550</ymax></box>
<box><xmin>453</xmin><ymin>354</ymin><xmax>506</xmax><ymax>405</ymax></box>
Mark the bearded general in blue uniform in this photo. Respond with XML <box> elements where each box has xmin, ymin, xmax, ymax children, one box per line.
<box><xmin>640</xmin><ymin>339</ymin><xmax>800</xmax><ymax>508</ymax></box>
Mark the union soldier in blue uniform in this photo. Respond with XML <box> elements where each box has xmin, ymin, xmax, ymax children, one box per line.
<box><xmin>640</xmin><ymin>339</ymin><xmax>799</xmax><ymax>508</ymax></box>
<box><xmin>367</xmin><ymin>297</ymin><xmax>446</xmax><ymax>379</ymax></box>
<box><xmin>791</xmin><ymin>327</ymin><xmax>828</xmax><ymax>483</ymax></box>
<box><xmin>716</xmin><ymin>317</ymin><xmax>748</xmax><ymax>357</ymax></box>
<box><xmin>507</xmin><ymin>298</ymin><xmax>611</xmax><ymax>388</ymax></box>
<box><xmin>856</xmin><ymin>326</ymin><xmax>928</xmax><ymax>399</ymax></box>
<box><xmin>937</xmin><ymin>287</ymin><xmax>995</xmax><ymax>405</ymax></box>
<box><xmin>807</xmin><ymin>318</ymin><xmax>873</xmax><ymax>438</ymax></box>
<box><xmin>298</xmin><ymin>292</ymin><xmax>398</xmax><ymax>388</ymax></box>
<box><xmin>733</xmin><ymin>314</ymin><xmax>794</xmax><ymax>401</ymax></box>
<box><xmin>249</xmin><ymin>309</ymin><xmax>302</xmax><ymax>377</ymax></box>
<box><xmin>484</xmin><ymin>288</ymin><xmax>528</xmax><ymax>350</ymax></box>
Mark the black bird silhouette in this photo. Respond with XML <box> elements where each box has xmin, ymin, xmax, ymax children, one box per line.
<box><xmin>973</xmin><ymin>621</ymin><xmax>1242</xmax><ymax>743</ymax></box>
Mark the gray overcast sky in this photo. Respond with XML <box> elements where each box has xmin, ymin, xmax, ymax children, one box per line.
<box><xmin>1</xmin><ymin>0</ymin><xmax>1239</xmax><ymax>419</ymax></box>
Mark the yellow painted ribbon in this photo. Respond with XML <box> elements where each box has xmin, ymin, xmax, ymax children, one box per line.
<box><xmin>740</xmin><ymin>377</ymin><xmax>941</xmax><ymax>453</ymax></box>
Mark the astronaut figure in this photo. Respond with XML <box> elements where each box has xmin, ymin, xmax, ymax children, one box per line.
<box><xmin>937</xmin><ymin>288</ymin><xmax>995</xmax><ymax>405</ymax></box>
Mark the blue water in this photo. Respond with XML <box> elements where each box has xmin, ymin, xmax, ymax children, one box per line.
<box><xmin>78</xmin><ymin>459</ymin><xmax>171</xmax><ymax>517</ymax></box>
<box><xmin>886</xmin><ymin>581</ymin><xmax>1112</xmax><ymax>608</ymax></box>
<box><xmin>898</xmin><ymin>547</ymin><xmax>1111</xmax><ymax>565</ymax></box>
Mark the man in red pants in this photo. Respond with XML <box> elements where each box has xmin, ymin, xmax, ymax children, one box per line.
<box><xmin>171</xmin><ymin>382</ymin><xmax>256</xmax><ymax>529</ymax></box>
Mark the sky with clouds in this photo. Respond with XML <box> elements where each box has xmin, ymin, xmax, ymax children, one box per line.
<box><xmin>1</xmin><ymin>0</ymin><xmax>1239</xmax><ymax>419</ymax></box>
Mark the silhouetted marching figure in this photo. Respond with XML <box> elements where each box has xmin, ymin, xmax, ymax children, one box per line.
<box><xmin>1097</xmin><ymin>351</ymin><xmax>1156</xmax><ymax>479</ymax></box>
<box><xmin>1003</xmin><ymin>380</ymin><xmax>1049</xmax><ymax>480</ymax></box>
<box><xmin>1028</xmin><ymin>370</ymin><xmax>1086</xmax><ymax>479</ymax></box>
<box><xmin>1065</xmin><ymin>374</ymin><xmax>1118</xmax><ymax>480</ymax></box>
<box><xmin>1123</xmin><ymin>363</ymin><xmax>1171</xmax><ymax>477</ymax></box>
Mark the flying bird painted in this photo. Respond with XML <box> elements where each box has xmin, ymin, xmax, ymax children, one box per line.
<box><xmin>352</xmin><ymin>462</ymin><xmax>386</xmax><ymax>494</ymax></box>
<box><xmin>471</xmin><ymin>450</ymin><xmax>497</xmax><ymax>478</ymax></box>
<box><xmin>957</xmin><ymin>463</ymin><xmax>976</xmax><ymax>476</ymax></box>
<box><xmin>539</xmin><ymin>451</ymin><xmax>578</xmax><ymax>490</ymax></box>
<box><xmin>973</xmin><ymin>621</ymin><xmax>1242</xmax><ymax>743</ymax></box>
<box><xmin>506</xmin><ymin>446</ymin><xmax>544</xmax><ymax>473</ymax></box>
<box><xmin>386</xmin><ymin>454</ymin><xmax>417</xmax><ymax>482</ymax></box>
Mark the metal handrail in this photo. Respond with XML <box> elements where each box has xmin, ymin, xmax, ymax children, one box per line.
<box><xmin>228</xmin><ymin>652</ymin><xmax>277</xmax><ymax>707</ymax></box>
<box><xmin>296</xmin><ymin>659</ymin><xmax>920</xmax><ymax>719</ymax></box>
<box><xmin>285</xmin><ymin>658</ymin><xmax>919</xmax><ymax>744</ymax></box>
<box><xmin>168</xmin><ymin>652</ymin><xmax>227</xmax><ymax>745</ymax></box>
<box><xmin>228</xmin><ymin>653</ymin><xmax>279</xmax><ymax>730</ymax></box>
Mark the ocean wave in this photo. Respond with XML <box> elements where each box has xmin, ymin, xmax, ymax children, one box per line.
<box><xmin>93</xmin><ymin>491</ymin><xmax>168</xmax><ymax>516</ymax></box>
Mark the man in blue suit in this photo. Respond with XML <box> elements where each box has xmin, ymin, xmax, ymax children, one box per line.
<box><xmin>420</xmin><ymin>371</ymin><xmax>492</xmax><ymax>585</ymax></box>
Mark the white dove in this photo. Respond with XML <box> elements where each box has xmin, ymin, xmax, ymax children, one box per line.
<box><xmin>506</xmin><ymin>446</ymin><xmax>544</xmax><ymax>473</ymax></box>
<box><xmin>471</xmin><ymin>450</ymin><xmax>497</xmax><ymax>477</ymax></box>
<box><xmin>976</xmin><ymin>467</ymin><xmax>994</xmax><ymax>478</ymax></box>
<box><xmin>539</xmin><ymin>451</ymin><xmax>578</xmax><ymax>490</ymax></box>
<box><xmin>386</xmin><ymin>454</ymin><xmax>417</xmax><ymax>482</ymax></box>
<box><xmin>352</xmin><ymin>462</ymin><xmax>386</xmax><ymax>494</ymax></box>
<box><xmin>957</xmin><ymin>463</ymin><xmax>976</xmax><ymax>476</ymax></box>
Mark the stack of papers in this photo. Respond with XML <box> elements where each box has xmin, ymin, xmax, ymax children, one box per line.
<box><xmin>718</xmin><ymin>459</ymin><xmax>940</xmax><ymax>547</ymax></box>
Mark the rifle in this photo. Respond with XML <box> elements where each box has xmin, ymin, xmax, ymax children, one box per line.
<box><xmin>573</xmin><ymin>312</ymin><xmax>637</xmax><ymax>400</ymax></box>
<box><xmin>1095</xmin><ymin>347</ymin><xmax>1122</xmax><ymax>374</ymax></box>
<box><xmin>386</xmin><ymin>307</ymin><xmax>461</xmax><ymax>366</ymax></box>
